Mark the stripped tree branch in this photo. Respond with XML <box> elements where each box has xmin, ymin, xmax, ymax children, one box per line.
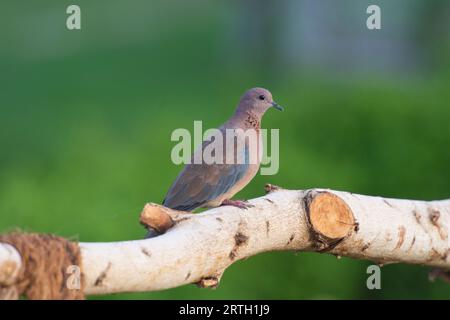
<box><xmin>1</xmin><ymin>186</ymin><xmax>450</xmax><ymax>298</ymax></box>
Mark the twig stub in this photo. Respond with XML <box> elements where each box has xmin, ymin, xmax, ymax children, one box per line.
<box><xmin>139</xmin><ymin>203</ymin><xmax>175</xmax><ymax>234</ymax></box>
<box><xmin>265</xmin><ymin>184</ymin><xmax>282</xmax><ymax>194</ymax></box>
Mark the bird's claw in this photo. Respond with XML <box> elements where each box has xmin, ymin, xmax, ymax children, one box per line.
<box><xmin>242</xmin><ymin>199</ymin><xmax>255</xmax><ymax>209</ymax></box>
<box><xmin>221</xmin><ymin>199</ymin><xmax>254</xmax><ymax>210</ymax></box>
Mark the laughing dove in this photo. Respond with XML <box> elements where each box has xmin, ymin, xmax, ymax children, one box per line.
<box><xmin>162</xmin><ymin>87</ymin><xmax>282</xmax><ymax>212</ymax></box>
<box><xmin>145</xmin><ymin>88</ymin><xmax>282</xmax><ymax>237</ymax></box>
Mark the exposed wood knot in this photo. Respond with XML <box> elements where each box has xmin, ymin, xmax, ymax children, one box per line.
<box><xmin>361</xmin><ymin>242</ymin><xmax>371</xmax><ymax>252</ymax></box>
<box><xmin>196</xmin><ymin>274</ymin><xmax>221</xmax><ymax>289</ymax></box>
<box><xmin>94</xmin><ymin>262</ymin><xmax>112</xmax><ymax>287</ymax></box>
<box><xmin>286</xmin><ymin>234</ymin><xmax>295</xmax><ymax>245</ymax></box>
<box><xmin>229</xmin><ymin>232</ymin><xmax>249</xmax><ymax>260</ymax></box>
<box><xmin>408</xmin><ymin>236</ymin><xmax>416</xmax><ymax>251</ymax></box>
<box><xmin>428</xmin><ymin>208</ymin><xmax>448</xmax><ymax>240</ymax></box>
<box><xmin>429</xmin><ymin>209</ymin><xmax>441</xmax><ymax>224</ymax></box>
<box><xmin>413</xmin><ymin>210</ymin><xmax>422</xmax><ymax>225</ymax></box>
<box><xmin>427</xmin><ymin>248</ymin><xmax>447</xmax><ymax>262</ymax></box>
<box><xmin>141</xmin><ymin>247</ymin><xmax>152</xmax><ymax>258</ymax></box>
<box><xmin>383</xmin><ymin>199</ymin><xmax>395</xmax><ymax>208</ymax></box>
<box><xmin>235</xmin><ymin>232</ymin><xmax>249</xmax><ymax>246</ymax></box>
<box><xmin>394</xmin><ymin>226</ymin><xmax>406</xmax><ymax>250</ymax></box>
<box><xmin>304</xmin><ymin>191</ymin><xmax>355</xmax><ymax>252</ymax></box>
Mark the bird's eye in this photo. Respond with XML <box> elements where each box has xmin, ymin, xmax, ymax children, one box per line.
<box><xmin>258</xmin><ymin>95</ymin><xmax>265</xmax><ymax>100</ymax></box>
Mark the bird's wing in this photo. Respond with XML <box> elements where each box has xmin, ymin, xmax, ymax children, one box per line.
<box><xmin>163</xmin><ymin>138</ymin><xmax>249</xmax><ymax>211</ymax></box>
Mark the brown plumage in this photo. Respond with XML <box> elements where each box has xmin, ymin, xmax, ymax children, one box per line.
<box><xmin>162</xmin><ymin>87</ymin><xmax>283</xmax><ymax>212</ymax></box>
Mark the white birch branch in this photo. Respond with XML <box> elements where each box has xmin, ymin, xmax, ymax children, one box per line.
<box><xmin>2</xmin><ymin>187</ymin><xmax>450</xmax><ymax>297</ymax></box>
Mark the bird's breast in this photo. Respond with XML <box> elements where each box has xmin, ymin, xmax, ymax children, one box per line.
<box><xmin>203</xmin><ymin>129</ymin><xmax>262</xmax><ymax>207</ymax></box>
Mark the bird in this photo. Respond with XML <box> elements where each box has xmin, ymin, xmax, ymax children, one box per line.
<box><xmin>146</xmin><ymin>88</ymin><xmax>282</xmax><ymax>237</ymax></box>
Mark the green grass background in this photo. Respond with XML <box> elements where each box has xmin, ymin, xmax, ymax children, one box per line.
<box><xmin>1</xmin><ymin>1</ymin><xmax>450</xmax><ymax>299</ymax></box>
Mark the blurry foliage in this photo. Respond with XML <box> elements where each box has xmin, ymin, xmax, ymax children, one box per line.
<box><xmin>0</xmin><ymin>0</ymin><xmax>449</xmax><ymax>299</ymax></box>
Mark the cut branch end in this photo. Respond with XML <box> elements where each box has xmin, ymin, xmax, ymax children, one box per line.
<box><xmin>305</xmin><ymin>191</ymin><xmax>355</xmax><ymax>249</ymax></box>
<box><xmin>140</xmin><ymin>203</ymin><xmax>175</xmax><ymax>234</ymax></box>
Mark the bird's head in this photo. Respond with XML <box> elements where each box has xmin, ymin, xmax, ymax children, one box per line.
<box><xmin>237</xmin><ymin>87</ymin><xmax>283</xmax><ymax>116</ymax></box>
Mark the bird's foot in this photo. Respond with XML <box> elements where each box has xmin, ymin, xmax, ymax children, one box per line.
<box><xmin>221</xmin><ymin>199</ymin><xmax>254</xmax><ymax>210</ymax></box>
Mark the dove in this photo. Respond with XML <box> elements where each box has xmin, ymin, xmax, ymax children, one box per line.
<box><xmin>162</xmin><ymin>87</ymin><xmax>283</xmax><ymax>212</ymax></box>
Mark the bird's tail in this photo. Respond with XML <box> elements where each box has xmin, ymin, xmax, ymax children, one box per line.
<box><xmin>144</xmin><ymin>227</ymin><xmax>160</xmax><ymax>239</ymax></box>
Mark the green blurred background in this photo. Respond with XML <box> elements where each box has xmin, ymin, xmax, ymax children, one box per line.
<box><xmin>1</xmin><ymin>0</ymin><xmax>450</xmax><ymax>299</ymax></box>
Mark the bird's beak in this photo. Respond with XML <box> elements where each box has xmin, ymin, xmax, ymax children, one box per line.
<box><xmin>271</xmin><ymin>101</ymin><xmax>284</xmax><ymax>111</ymax></box>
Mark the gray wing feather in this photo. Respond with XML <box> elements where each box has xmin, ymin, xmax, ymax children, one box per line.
<box><xmin>163</xmin><ymin>144</ymin><xmax>249</xmax><ymax>211</ymax></box>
